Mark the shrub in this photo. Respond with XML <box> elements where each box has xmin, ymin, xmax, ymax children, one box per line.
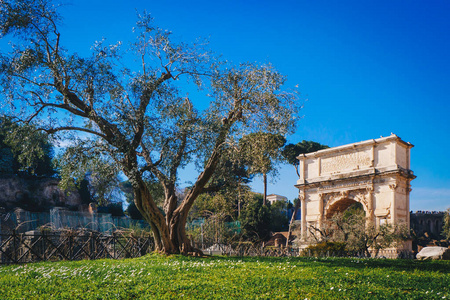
<box><xmin>302</xmin><ymin>241</ymin><xmax>346</xmax><ymax>257</ymax></box>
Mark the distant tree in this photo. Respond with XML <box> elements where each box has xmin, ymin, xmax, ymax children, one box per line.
<box><xmin>269</xmin><ymin>200</ymin><xmax>289</xmax><ymax>232</ymax></box>
<box><xmin>202</xmin><ymin>147</ymin><xmax>252</xmax><ymax>193</ymax></box>
<box><xmin>188</xmin><ymin>193</ymin><xmax>236</xmax><ymax>246</ymax></box>
<box><xmin>442</xmin><ymin>208</ymin><xmax>450</xmax><ymax>240</ymax></box>
<box><xmin>101</xmin><ymin>202</ymin><xmax>125</xmax><ymax>217</ymax></box>
<box><xmin>77</xmin><ymin>178</ymin><xmax>93</xmax><ymax>205</ymax></box>
<box><xmin>0</xmin><ymin>0</ymin><xmax>298</xmax><ymax>254</ymax></box>
<box><xmin>282</xmin><ymin>140</ymin><xmax>329</xmax><ymax>177</ymax></box>
<box><xmin>56</xmin><ymin>147</ymin><xmax>123</xmax><ymax>205</ymax></box>
<box><xmin>240</xmin><ymin>193</ymin><xmax>271</xmax><ymax>242</ymax></box>
<box><xmin>189</xmin><ymin>193</ymin><xmax>234</xmax><ymax>221</ymax></box>
<box><xmin>239</xmin><ymin>133</ymin><xmax>286</xmax><ymax>205</ymax></box>
<box><xmin>0</xmin><ymin>116</ymin><xmax>56</xmax><ymax>177</ymax></box>
<box><xmin>126</xmin><ymin>201</ymin><xmax>144</xmax><ymax>220</ymax></box>
<box><xmin>200</xmin><ymin>146</ymin><xmax>253</xmax><ymax>218</ymax></box>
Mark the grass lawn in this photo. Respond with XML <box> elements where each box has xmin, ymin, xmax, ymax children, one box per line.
<box><xmin>0</xmin><ymin>254</ymin><xmax>449</xmax><ymax>299</ymax></box>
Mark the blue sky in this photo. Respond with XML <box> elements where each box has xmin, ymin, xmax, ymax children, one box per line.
<box><xmin>12</xmin><ymin>0</ymin><xmax>450</xmax><ymax>210</ymax></box>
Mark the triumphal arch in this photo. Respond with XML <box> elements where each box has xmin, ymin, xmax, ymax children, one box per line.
<box><xmin>295</xmin><ymin>134</ymin><xmax>415</xmax><ymax>251</ymax></box>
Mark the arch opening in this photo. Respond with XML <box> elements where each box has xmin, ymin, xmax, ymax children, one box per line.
<box><xmin>325</xmin><ymin>198</ymin><xmax>365</xmax><ymax>219</ymax></box>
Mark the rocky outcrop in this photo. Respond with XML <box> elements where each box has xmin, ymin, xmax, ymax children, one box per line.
<box><xmin>416</xmin><ymin>246</ymin><xmax>450</xmax><ymax>260</ymax></box>
<box><xmin>0</xmin><ymin>177</ymin><xmax>82</xmax><ymax>212</ymax></box>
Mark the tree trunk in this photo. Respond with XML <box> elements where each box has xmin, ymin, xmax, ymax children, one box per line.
<box><xmin>131</xmin><ymin>178</ymin><xmax>220</xmax><ymax>255</ymax></box>
<box><xmin>263</xmin><ymin>173</ymin><xmax>267</xmax><ymax>206</ymax></box>
<box><xmin>286</xmin><ymin>199</ymin><xmax>300</xmax><ymax>247</ymax></box>
<box><xmin>135</xmin><ymin>190</ymin><xmax>197</xmax><ymax>255</ymax></box>
<box><xmin>132</xmin><ymin>180</ymin><xmax>178</xmax><ymax>254</ymax></box>
<box><xmin>131</xmin><ymin>121</ymin><xmax>232</xmax><ymax>255</ymax></box>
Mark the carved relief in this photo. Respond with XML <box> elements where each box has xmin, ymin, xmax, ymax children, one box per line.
<box><xmin>389</xmin><ymin>184</ymin><xmax>398</xmax><ymax>190</ymax></box>
<box><xmin>317</xmin><ymin>180</ymin><xmax>373</xmax><ymax>191</ymax></box>
<box><xmin>321</xmin><ymin>151</ymin><xmax>371</xmax><ymax>174</ymax></box>
<box><xmin>340</xmin><ymin>190</ymin><xmax>350</xmax><ymax>198</ymax></box>
<box><xmin>321</xmin><ymin>192</ymin><xmax>340</xmax><ymax>207</ymax></box>
<box><xmin>350</xmin><ymin>189</ymin><xmax>369</xmax><ymax>209</ymax></box>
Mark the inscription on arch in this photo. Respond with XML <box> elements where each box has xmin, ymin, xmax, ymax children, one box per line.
<box><xmin>321</xmin><ymin>151</ymin><xmax>371</xmax><ymax>174</ymax></box>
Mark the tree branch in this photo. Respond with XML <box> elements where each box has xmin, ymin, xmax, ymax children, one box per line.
<box><xmin>40</xmin><ymin>126</ymin><xmax>107</xmax><ymax>139</ymax></box>
<box><xmin>130</xmin><ymin>72</ymin><xmax>172</xmax><ymax>150</ymax></box>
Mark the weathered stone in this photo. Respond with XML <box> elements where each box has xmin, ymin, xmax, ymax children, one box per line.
<box><xmin>0</xmin><ymin>177</ymin><xmax>82</xmax><ymax>211</ymax></box>
<box><xmin>416</xmin><ymin>246</ymin><xmax>450</xmax><ymax>260</ymax></box>
<box><xmin>295</xmin><ymin>134</ymin><xmax>415</xmax><ymax>253</ymax></box>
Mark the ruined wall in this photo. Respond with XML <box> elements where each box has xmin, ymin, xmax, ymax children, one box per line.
<box><xmin>0</xmin><ymin>176</ymin><xmax>82</xmax><ymax>212</ymax></box>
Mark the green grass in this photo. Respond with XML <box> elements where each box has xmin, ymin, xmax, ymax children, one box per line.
<box><xmin>0</xmin><ymin>255</ymin><xmax>449</xmax><ymax>299</ymax></box>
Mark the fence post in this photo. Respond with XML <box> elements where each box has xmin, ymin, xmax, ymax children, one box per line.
<box><xmin>113</xmin><ymin>232</ymin><xmax>116</xmax><ymax>259</ymax></box>
<box><xmin>12</xmin><ymin>230</ymin><xmax>17</xmax><ymax>263</ymax></box>
<box><xmin>90</xmin><ymin>232</ymin><xmax>95</xmax><ymax>260</ymax></box>
<box><xmin>69</xmin><ymin>233</ymin><xmax>73</xmax><ymax>261</ymax></box>
<box><xmin>42</xmin><ymin>231</ymin><xmax>46</xmax><ymax>261</ymax></box>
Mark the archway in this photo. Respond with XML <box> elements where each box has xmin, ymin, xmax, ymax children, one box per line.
<box><xmin>295</xmin><ymin>134</ymin><xmax>415</xmax><ymax>253</ymax></box>
<box><xmin>325</xmin><ymin>198</ymin><xmax>365</xmax><ymax>219</ymax></box>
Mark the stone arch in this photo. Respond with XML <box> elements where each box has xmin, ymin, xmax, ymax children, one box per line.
<box><xmin>436</xmin><ymin>220</ymin><xmax>441</xmax><ymax>234</ymax></box>
<box><xmin>295</xmin><ymin>134</ymin><xmax>415</xmax><ymax>254</ymax></box>
<box><xmin>324</xmin><ymin>196</ymin><xmax>368</xmax><ymax>219</ymax></box>
<box><xmin>428</xmin><ymin>219</ymin><xmax>434</xmax><ymax>234</ymax></box>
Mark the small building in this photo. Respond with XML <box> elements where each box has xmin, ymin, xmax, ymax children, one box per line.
<box><xmin>266</xmin><ymin>194</ymin><xmax>287</xmax><ymax>205</ymax></box>
<box><xmin>265</xmin><ymin>232</ymin><xmax>290</xmax><ymax>247</ymax></box>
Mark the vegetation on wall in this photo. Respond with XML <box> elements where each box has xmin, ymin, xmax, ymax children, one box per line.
<box><xmin>443</xmin><ymin>208</ymin><xmax>450</xmax><ymax>240</ymax></box>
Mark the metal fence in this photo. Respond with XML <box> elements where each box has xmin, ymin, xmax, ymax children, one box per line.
<box><xmin>0</xmin><ymin>230</ymin><xmax>155</xmax><ymax>265</ymax></box>
<box><xmin>199</xmin><ymin>243</ymin><xmax>414</xmax><ymax>259</ymax></box>
<box><xmin>199</xmin><ymin>243</ymin><xmax>300</xmax><ymax>257</ymax></box>
<box><xmin>1</xmin><ymin>208</ymin><xmax>150</xmax><ymax>234</ymax></box>
<box><xmin>298</xmin><ymin>248</ymin><xmax>414</xmax><ymax>259</ymax></box>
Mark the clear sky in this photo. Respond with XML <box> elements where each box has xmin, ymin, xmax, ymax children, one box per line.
<box><xmin>10</xmin><ymin>0</ymin><xmax>450</xmax><ymax>210</ymax></box>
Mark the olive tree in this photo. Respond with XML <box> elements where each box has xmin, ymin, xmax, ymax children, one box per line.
<box><xmin>308</xmin><ymin>203</ymin><xmax>409</xmax><ymax>257</ymax></box>
<box><xmin>0</xmin><ymin>0</ymin><xmax>298</xmax><ymax>254</ymax></box>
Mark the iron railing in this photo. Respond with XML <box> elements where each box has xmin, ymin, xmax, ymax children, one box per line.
<box><xmin>0</xmin><ymin>230</ymin><xmax>154</xmax><ymax>264</ymax></box>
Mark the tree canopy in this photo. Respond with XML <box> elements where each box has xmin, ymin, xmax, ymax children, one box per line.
<box><xmin>0</xmin><ymin>0</ymin><xmax>299</xmax><ymax>254</ymax></box>
<box><xmin>282</xmin><ymin>140</ymin><xmax>329</xmax><ymax>177</ymax></box>
<box><xmin>239</xmin><ymin>132</ymin><xmax>286</xmax><ymax>205</ymax></box>
<box><xmin>443</xmin><ymin>208</ymin><xmax>450</xmax><ymax>241</ymax></box>
<box><xmin>0</xmin><ymin>116</ymin><xmax>56</xmax><ymax>177</ymax></box>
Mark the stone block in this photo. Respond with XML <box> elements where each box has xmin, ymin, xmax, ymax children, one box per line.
<box><xmin>416</xmin><ymin>246</ymin><xmax>450</xmax><ymax>260</ymax></box>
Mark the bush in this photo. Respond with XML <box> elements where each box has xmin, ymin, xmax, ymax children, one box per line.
<box><xmin>302</xmin><ymin>242</ymin><xmax>346</xmax><ymax>257</ymax></box>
